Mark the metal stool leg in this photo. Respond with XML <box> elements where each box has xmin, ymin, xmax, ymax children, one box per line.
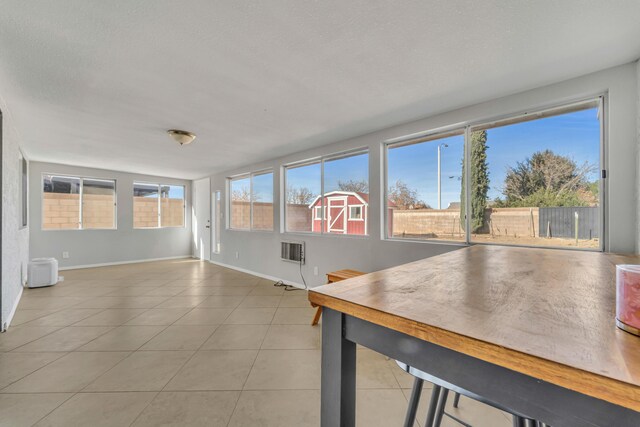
<box><xmin>424</xmin><ymin>385</ymin><xmax>442</xmax><ymax>427</ymax></box>
<box><xmin>453</xmin><ymin>392</ymin><xmax>461</xmax><ymax>408</ymax></box>
<box><xmin>403</xmin><ymin>378</ymin><xmax>423</xmax><ymax>427</ymax></box>
<box><xmin>433</xmin><ymin>388</ymin><xmax>449</xmax><ymax>427</ymax></box>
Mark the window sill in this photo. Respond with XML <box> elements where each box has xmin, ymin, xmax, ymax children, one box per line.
<box><xmin>385</xmin><ymin>236</ymin><xmax>469</xmax><ymax>247</ymax></box>
<box><xmin>41</xmin><ymin>228</ymin><xmax>118</xmax><ymax>232</ymax></box>
<box><xmin>282</xmin><ymin>231</ymin><xmax>370</xmax><ymax>240</ymax></box>
<box><xmin>133</xmin><ymin>227</ymin><xmax>186</xmax><ymax>230</ymax></box>
<box><xmin>469</xmin><ymin>240</ymin><xmax>603</xmax><ymax>252</ymax></box>
<box><xmin>227</xmin><ymin>228</ymin><xmax>275</xmax><ymax>234</ymax></box>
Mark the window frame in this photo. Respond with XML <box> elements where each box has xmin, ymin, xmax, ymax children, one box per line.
<box><xmin>212</xmin><ymin>190</ymin><xmax>222</xmax><ymax>254</ymax></box>
<box><xmin>227</xmin><ymin>169</ymin><xmax>274</xmax><ymax>232</ymax></box>
<box><xmin>383</xmin><ymin>128</ymin><xmax>466</xmax><ymax>245</ymax></box>
<box><xmin>383</xmin><ymin>95</ymin><xmax>606</xmax><ymax>252</ymax></box>
<box><xmin>282</xmin><ymin>147</ymin><xmax>370</xmax><ymax>237</ymax></box>
<box><xmin>349</xmin><ymin>205</ymin><xmax>364</xmax><ymax>221</ymax></box>
<box><xmin>41</xmin><ymin>173</ymin><xmax>118</xmax><ymax>231</ymax></box>
<box><xmin>132</xmin><ymin>181</ymin><xmax>186</xmax><ymax>229</ymax></box>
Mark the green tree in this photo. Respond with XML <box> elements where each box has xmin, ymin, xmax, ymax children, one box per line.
<box><xmin>460</xmin><ymin>130</ymin><xmax>490</xmax><ymax>232</ymax></box>
<box><xmin>497</xmin><ymin>150</ymin><xmax>596</xmax><ymax>207</ymax></box>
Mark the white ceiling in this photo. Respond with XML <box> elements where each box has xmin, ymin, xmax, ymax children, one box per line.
<box><xmin>1</xmin><ymin>1</ymin><xmax>640</xmax><ymax>180</ymax></box>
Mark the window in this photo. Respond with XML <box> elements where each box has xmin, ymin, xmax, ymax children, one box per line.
<box><xmin>229</xmin><ymin>176</ymin><xmax>250</xmax><ymax>229</ymax></box>
<box><xmin>386</xmin><ymin>130</ymin><xmax>465</xmax><ymax>242</ymax></box>
<box><xmin>350</xmin><ymin>206</ymin><xmax>362</xmax><ymax>220</ymax></box>
<box><xmin>82</xmin><ymin>179</ymin><xmax>116</xmax><ymax>229</ymax></box>
<box><xmin>228</xmin><ymin>171</ymin><xmax>274</xmax><ymax>231</ymax></box>
<box><xmin>469</xmin><ymin>100</ymin><xmax>601</xmax><ymax>250</ymax></box>
<box><xmin>284</xmin><ymin>149</ymin><xmax>369</xmax><ymax>235</ymax></box>
<box><xmin>384</xmin><ymin>98</ymin><xmax>603</xmax><ymax>250</ymax></box>
<box><xmin>42</xmin><ymin>174</ymin><xmax>116</xmax><ymax>230</ymax></box>
<box><xmin>20</xmin><ymin>154</ymin><xmax>27</xmax><ymax>228</ymax></box>
<box><xmin>213</xmin><ymin>190</ymin><xmax>221</xmax><ymax>253</ymax></box>
<box><xmin>161</xmin><ymin>185</ymin><xmax>185</xmax><ymax>227</ymax></box>
<box><xmin>251</xmin><ymin>171</ymin><xmax>274</xmax><ymax>231</ymax></box>
<box><xmin>133</xmin><ymin>182</ymin><xmax>185</xmax><ymax>228</ymax></box>
<box><xmin>285</xmin><ymin>161</ymin><xmax>321</xmax><ymax>233</ymax></box>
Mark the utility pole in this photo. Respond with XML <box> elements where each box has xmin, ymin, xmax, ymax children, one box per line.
<box><xmin>437</xmin><ymin>143</ymin><xmax>448</xmax><ymax>209</ymax></box>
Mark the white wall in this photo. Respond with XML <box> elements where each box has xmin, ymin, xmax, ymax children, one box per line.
<box><xmin>1</xmin><ymin>96</ymin><xmax>29</xmax><ymax>330</ymax></box>
<box><xmin>637</xmin><ymin>59</ymin><xmax>640</xmax><ymax>251</ymax></box>
<box><xmin>29</xmin><ymin>162</ymin><xmax>192</xmax><ymax>269</ymax></box>
<box><xmin>206</xmin><ymin>62</ymin><xmax>639</xmax><ymax>287</ymax></box>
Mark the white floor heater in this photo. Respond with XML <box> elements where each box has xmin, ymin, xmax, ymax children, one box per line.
<box><xmin>28</xmin><ymin>258</ymin><xmax>59</xmax><ymax>288</ymax></box>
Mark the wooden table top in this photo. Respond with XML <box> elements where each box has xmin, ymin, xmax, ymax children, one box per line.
<box><xmin>308</xmin><ymin>245</ymin><xmax>640</xmax><ymax>411</ymax></box>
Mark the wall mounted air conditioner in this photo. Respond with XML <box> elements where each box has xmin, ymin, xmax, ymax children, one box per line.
<box><xmin>281</xmin><ymin>241</ymin><xmax>305</xmax><ymax>264</ymax></box>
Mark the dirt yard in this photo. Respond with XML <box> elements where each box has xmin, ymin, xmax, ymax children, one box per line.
<box><xmin>393</xmin><ymin>233</ymin><xmax>600</xmax><ymax>249</ymax></box>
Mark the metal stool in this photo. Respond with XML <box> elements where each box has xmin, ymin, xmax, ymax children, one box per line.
<box><xmin>397</xmin><ymin>362</ymin><xmax>549</xmax><ymax>427</ymax></box>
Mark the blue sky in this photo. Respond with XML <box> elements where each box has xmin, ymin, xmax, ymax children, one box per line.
<box><xmin>231</xmin><ymin>173</ymin><xmax>274</xmax><ymax>203</ymax></box>
<box><xmin>283</xmin><ymin>108</ymin><xmax>600</xmax><ymax>208</ymax></box>
<box><xmin>388</xmin><ymin>107</ymin><xmax>600</xmax><ymax>208</ymax></box>
<box><xmin>166</xmin><ymin>185</ymin><xmax>184</xmax><ymax>199</ymax></box>
<box><xmin>252</xmin><ymin>172</ymin><xmax>274</xmax><ymax>202</ymax></box>
<box><xmin>286</xmin><ymin>153</ymin><xmax>369</xmax><ymax>198</ymax></box>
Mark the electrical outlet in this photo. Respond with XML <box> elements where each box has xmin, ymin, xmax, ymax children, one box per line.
<box><xmin>62</xmin><ymin>251</ymin><xmax>69</xmax><ymax>259</ymax></box>
<box><xmin>313</xmin><ymin>266</ymin><xmax>319</xmax><ymax>276</ymax></box>
<box><xmin>235</xmin><ymin>251</ymin><xmax>239</xmax><ymax>259</ymax></box>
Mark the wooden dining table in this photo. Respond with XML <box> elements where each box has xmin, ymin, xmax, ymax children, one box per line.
<box><xmin>308</xmin><ymin>245</ymin><xmax>640</xmax><ymax>427</ymax></box>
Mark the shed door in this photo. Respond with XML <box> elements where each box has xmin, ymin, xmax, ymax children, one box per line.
<box><xmin>327</xmin><ymin>197</ymin><xmax>346</xmax><ymax>234</ymax></box>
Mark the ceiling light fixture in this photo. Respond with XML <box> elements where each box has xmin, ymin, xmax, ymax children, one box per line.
<box><xmin>167</xmin><ymin>129</ymin><xmax>196</xmax><ymax>146</ymax></box>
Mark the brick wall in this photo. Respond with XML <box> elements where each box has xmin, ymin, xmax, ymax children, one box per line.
<box><xmin>285</xmin><ymin>204</ymin><xmax>313</xmax><ymax>232</ymax></box>
<box><xmin>391</xmin><ymin>207</ymin><xmax>539</xmax><ymax>238</ymax></box>
<box><xmin>230</xmin><ymin>201</ymin><xmax>251</xmax><ymax>229</ymax></box>
<box><xmin>42</xmin><ymin>193</ymin><xmax>81</xmax><ymax>229</ymax></box>
<box><xmin>231</xmin><ymin>201</ymin><xmax>275</xmax><ymax>230</ymax></box>
<box><xmin>43</xmin><ymin>193</ymin><xmax>184</xmax><ymax>229</ymax></box>
<box><xmin>160</xmin><ymin>198</ymin><xmax>185</xmax><ymax>227</ymax></box>
<box><xmin>252</xmin><ymin>202</ymin><xmax>274</xmax><ymax>231</ymax></box>
<box><xmin>83</xmin><ymin>193</ymin><xmax>116</xmax><ymax>229</ymax></box>
<box><xmin>487</xmin><ymin>208</ymin><xmax>539</xmax><ymax>238</ymax></box>
<box><xmin>134</xmin><ymin>197</ymin><xmax>184</xmax><ymax>228</ymax></box>
<box><xmin>392</xmin><ymin>209</ymin><xmax>464</xmax><ymax>238</ymax></box>
<box><xmin>133</xmin><ymin>197</ymin><xmax>159</xmax><ymax>228</ymax></box>
<box><xmin>230</xmin><ymin>202</ymin><xmax>312</xmax><ymax>231</ymax></box>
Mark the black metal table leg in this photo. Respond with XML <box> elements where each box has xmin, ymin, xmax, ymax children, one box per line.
<box><xmin>321</xmin><ymin>308</ymin><xmax>356</xmax><ymax>427</ymax></box>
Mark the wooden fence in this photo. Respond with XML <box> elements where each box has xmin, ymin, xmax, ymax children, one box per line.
<box><xmin>539</xmin><ymin>207</ymin><xmax>599</xmax><ymax>239</ymax></box>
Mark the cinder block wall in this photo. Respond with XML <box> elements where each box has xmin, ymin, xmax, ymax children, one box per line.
<box><xmin>43</xmin><ymin>193</ymin><xmax>184</xmax><ymax>229</ymax></box>
<box><xmin>230</xmin><ymin>201</ymin><xmax>282</xmax><ymax>230</ymax></box>
<box><xmin>391</xmin><ymin>208</ymin><xmax>539</xmax><ymax>238</ymax></box>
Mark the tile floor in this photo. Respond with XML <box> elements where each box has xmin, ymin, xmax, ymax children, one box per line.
<box><xmin>0</xmin><ymin>259</ymin><xmax>512</xmax><ymax>426</ymax></box>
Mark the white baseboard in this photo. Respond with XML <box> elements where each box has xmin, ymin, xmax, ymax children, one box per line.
<box><xmin>207</xmin><ymin>259</ymin><xmax>306</xmax><ymax>290</ymax></box>
<box><xmin>2</xmin><ymin>286</ymin><xmax>24</xmax><ymax>332</ymax></box>
<box><xmin>58</xmin><ymin>255</ymin><xmax>192</xmax><ymax>271</ymax></box>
